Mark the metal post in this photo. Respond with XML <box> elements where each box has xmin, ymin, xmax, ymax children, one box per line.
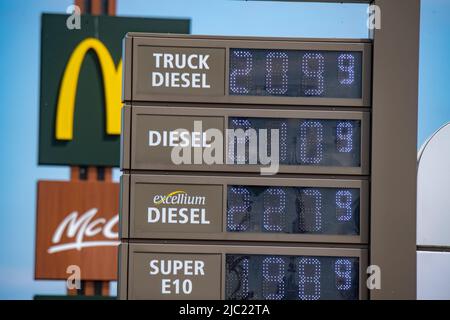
<box><xmin>70</xmin><ymin>0</ymin><xmax>117</xmax><ymax>298</ymax></box>
<box><xmin>370</xmin><ymin>0</ymin><xmax>419</xmax><ymax>299</ymax></box>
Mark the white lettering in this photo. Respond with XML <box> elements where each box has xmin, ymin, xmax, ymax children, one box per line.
<box><xmin>148</xmin><ymin>130</ymin><xmax>211</xmax><ymax>148</ymax></box>
<box><xmin>202</xmin><ymin>73</ymin><xmax>210</xmax><ymax>88</ymax></box>
<box><xmin>147</xmin><ymin>207</ymin><xmax>210</xmax><ymax>225</ymax></box>
<box><xmin>170</xmin><ymin>72</ymin><xmax>180</xmax><ymax>87</ymax></box>
<box><xmin>148</xmin><ymin>131</ymin><xmax>162</xmax><ymax>146</ymax></box>
<box><xmin>199</xmin><ymin>54</ymin><xmax>209</xmax><ymax>69</ymax></box>
<box><xmin>150</xmin><ymin>53</ymin><xmax>211</xmax><ymax>89</ymax></box>
<box><xmin>149</xmin><ymin>259</ymin><xmax>206</xmax><ymax>276</ymax></box>
<box><xmin>152</xmin><ymin>72</ymin><xmax>164</xmax><ymax>87</ymax></box>
<box><xmin>191</xmin><ymin>73</ymin><xmax>201</xmax><ymax>88</ymax></box>
<box><xmin>163</xmin><ymin>54</ymin><xmax>174</xmax><ymax>68</ymax></box>
<box><xmin>187</xmin><ymin>54</ymin><xmax>197</xmax><ymax>69</ymax></box>
<box><xmin>153</xmin><ymin>53</ymin><xmax>163</xmax><ymax>68</ymax></box>
<box><xmin>161</xmin><ymin>279</ymin><xmax>171</xmax><ymax>294</ymax></box>
<box><xmin>181</xmin><ymin>73</ymin><xmax>190</xmax><ymax>88</ymax></box>
<box><xmin>48</xmin><ymin>209</ymin><xmax>119</xmax><ymax>254</ymax></box>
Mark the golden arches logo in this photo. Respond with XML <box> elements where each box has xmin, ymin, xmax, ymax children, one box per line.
<box><xmin>55</xmin><ymin>38</ymin><xmax>122</xmax><ymax>140</ymax></box>
<box><xmin>154</xmin><ymin>191</ymin><xmax>187</xmax><ymax>205</ymax></box>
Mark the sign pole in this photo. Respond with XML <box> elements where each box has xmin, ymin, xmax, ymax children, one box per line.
<box><xmin>67</xmin><ymin>166</ymin><xmax>113</xmax><ymax>296</ymax></box>
<box><xmin>70</xmin><ymin>0</ymin><xmax>116</xmax><ymax>298</ymax></box>
<box><xmin>370</xmin><ymin>0</ymin><xmax>419</xmax><ymax>299</ymax></box>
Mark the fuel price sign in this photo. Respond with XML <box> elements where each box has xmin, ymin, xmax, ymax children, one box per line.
<box><xmin>120</xmin><ymin>243</ymin><xmax>368</xmax><ymax>300</ymax></box>
<box><xmin>123</xmin><ymin>34</ymin><xmax>371</xmax><ymax>106</ymax></box>
<box><xmin>121</xmin><ymin>106</ymin><xmax>370</xmax><ymax>175</ymax></box>
<box><xmin>229</xmin><ymin>49</ymin><xmax>362</xmax><ymax>99</ymax></box>
<box><xmin>119</xmin><ymin>25</ymin><xmax>419</xmax><ymax>301</ymax></box>
<box><xmin>119</xmin><ymin>34</ymin><xmax>372</xmax><ymax>301</ymax></box>
<box><xmin>120</xmin><ymin>174</ymin><xmax>368</xmax><ymax>244</ymax></box>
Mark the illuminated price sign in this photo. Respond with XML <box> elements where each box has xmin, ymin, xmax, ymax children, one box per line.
<box><xmin>120</xmin><ymin>243</ymin><xmax>368</xmax><ymax>300</ymax></box>
<box><xmin>120</xmin><ymin>174</ymin><xmax>368</xmax><ymax>244</ymax></box>
<box><xmin>119</xmin><ymin>34</ymin><xmax>374</xmax><ymax>301</ymax></box>
<box><xmin>123</xmin><ymin>34</ymin><xmax>372</xmax><ymax>106</ymax></box>
<box><xmin>226</xmin><ymin>255</ymin><xmax>359</xmax><ymax>300</ymax></box>
<box><xmin>121</xmin><ymin>106</ymin><xmax>370</xmax><ymax>175</ymax></box>
<box><xmin>228</xmin><ymin>117</ymin><xmax>361</xmax><ymax>167</ymax></box>
<box><xmin>227</xmin><ymin>185</ymin><xmax>360</xmax><ymax>235</ymax></box>
<box><xmin>229</xmin><ymin>49</ymin><xmax>362</xmax><ymax>99</ymax></box>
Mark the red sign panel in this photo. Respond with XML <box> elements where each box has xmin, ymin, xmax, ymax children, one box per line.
<box><xmin>35</xmin><ymin>180</ymin><xmax>119</xmax><ymax>280</ymax></box>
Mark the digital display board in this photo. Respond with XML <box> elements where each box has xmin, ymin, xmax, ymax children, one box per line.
<box><xmin>228</xmin><ymin>117</ymin><xmax>361</xmax><ymax>167</ymax></box>
<box><xmin>126</xmin><ymin>34</ymin><xmax>372</xmax><ymax>106</ymax></box>
<box><xmin>227</xmin><ymin>185</ymin><xmax>359</xmax><ymax>235</ymax></box>
<box><xmin>121</xmin><ymin>174</ymin><xmax>368</xmax><ymax>243</ymax></box>
<box><xmin>229</xmin><ymin>49</ymin><xmax>362</xmax><ymax>99</ymax></box>
<box><xmin>226</xmin><ymin>254</ymin><xmax>359</xmax><ymax>300</ymax></box>
<box><xmin>122</xmin><ymin>106</ymin><xmax>370</xmax><ymax>175</ymax></box>
<box><xmin>120</xmin><ymin>33</ymin><xmax>380</xmax><ymax>301</ymax></box>
<box><xmin>121</xmin><ymin>243</ymin><xmax>367</xmax><ymax>300</ymax></box>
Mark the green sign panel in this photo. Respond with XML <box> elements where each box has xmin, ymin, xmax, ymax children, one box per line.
<box><xmin>39</xmin><ymin>14</ymin><xmax>190</xmax><ymax>166</ymax></box>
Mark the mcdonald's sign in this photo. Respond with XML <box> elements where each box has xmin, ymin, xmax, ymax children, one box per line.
<box><xmin>38</xmin><ymin>14</ymin><xmax>190</xmax><ymax>166</ymax></box>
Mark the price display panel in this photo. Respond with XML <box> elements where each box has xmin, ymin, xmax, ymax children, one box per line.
<box><xmin>120</xmin><ymin>243</ymin><xmax>368</xmax><ymax>300</ymax></box>
<box><xmin>122</xmin><ymin>106</ymin><xmax>370</xmax><ymax>175</ymax></box>
<box><xmin>124</xmin><ymin>34</ymin><xmax>372</xmax><ymax>107</ymax></box>
<box><xmin>120</xmin><ymin>174</ymin><xmax>369</xmax><ymax>244</ymax></box>
<box><xmin>120</xmin><ymin>33</ymin><xmax>376</xmax><ymax>301</ymax></box>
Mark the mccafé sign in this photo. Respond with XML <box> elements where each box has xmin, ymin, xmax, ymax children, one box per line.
<box><xmin>38</xmin><ymin>14</ymin><xmax>190</xmax><ymax>166</ymax></box>
<box><xmin>35</xmin><ymin>180</ymin><xmax>120</xmax><ymax>280</ymax></box>
<box><xmin>48</xmin><ymin>208</ymin><xmax>119</xmax><ymax>254</ymax></box>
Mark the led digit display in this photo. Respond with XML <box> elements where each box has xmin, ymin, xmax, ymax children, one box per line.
<box><xmin>227</xmin><ymin>186</ymin><xmax>359</xmax><ymax>235</ymax></box>
<box><xmin>228</xmin><ymin>117</ymin><xmax>361</xmax><ymax>167</ymax></box>
<box><xmin>226</xmin><ymin>254</ymin><xmax>359</xmax><ymax>300</ymax></box>
<box><xmin>229</xmin><ymin>49</ymin><xmax>362</xmax><ymax>98</ymax></box>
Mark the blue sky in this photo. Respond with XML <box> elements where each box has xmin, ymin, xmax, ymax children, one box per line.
<box><xmin>0</xmin><ymin>0</ymin><xmax>448</xmax><ymax>299</ymax></box>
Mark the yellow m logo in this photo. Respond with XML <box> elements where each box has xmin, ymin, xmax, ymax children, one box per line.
<box><xmin>56</xmin><ymin>38</ymin><xmax>122</xmax><ymax>140</ymax></box>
